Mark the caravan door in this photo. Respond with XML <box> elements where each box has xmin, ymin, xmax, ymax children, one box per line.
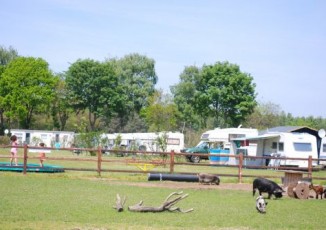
<box><xmin>320</xmin><ymin>138</ymin><xmax>326</xmax><ymax>165</ymax></box>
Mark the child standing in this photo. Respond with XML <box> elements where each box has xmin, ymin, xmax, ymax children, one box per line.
<box><xmin>39</xmin><ymin>143</ymin><xmax>46</xmax><ymax>167</ymax></box>
<box><xmin>10</xmin><ymin>135</ymin><xmax>18</xmax><ymax>166</ymax></box>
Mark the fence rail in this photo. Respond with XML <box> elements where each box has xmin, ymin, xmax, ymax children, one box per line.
<box><xmin>1</xmin><ymin>144</ymin><xmax>326</xmax><ymax>183</ymax></box>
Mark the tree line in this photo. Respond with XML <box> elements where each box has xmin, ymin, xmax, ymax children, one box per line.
<box><xmin>1</xmin><ymin>45</ymin><xmax>326</xmax><ymax>144</ymax></box>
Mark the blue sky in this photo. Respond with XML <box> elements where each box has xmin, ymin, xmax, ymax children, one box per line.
<box><xmin>1</xmin><ymin>0</ymin><xmax>326</xmax><ymax>117</ymax></box>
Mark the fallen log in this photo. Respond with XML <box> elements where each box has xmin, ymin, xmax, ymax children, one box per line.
<box><xmin>128</xmin><ymin>191</ymin><xmax>193</xmax><ymax>213</ymax></box>
<box><xmin>113</xmin><ymin>194</ymin><xmax>126</xmax><ymax>212</ymax></box>
<box><xmin>148</xmin><ymin>173</ymin><xmax>199</xmax><ymax>182</ymax></box>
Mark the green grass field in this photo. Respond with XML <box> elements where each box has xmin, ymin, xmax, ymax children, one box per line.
<box><xmin>0</xmin><ymin>172</ymin><xmax>326</xmax><ymax>229</ymax></box>
<box><xmin>1</xmin><ymin>148</ymin><xmax>326</xmax><ymax>229</ymax></box>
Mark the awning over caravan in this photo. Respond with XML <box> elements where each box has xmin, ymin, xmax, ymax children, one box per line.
<box><xmin>231</xmin><ymin>133</ymin><xmax>280</xmax><ymax>141</ymax></box>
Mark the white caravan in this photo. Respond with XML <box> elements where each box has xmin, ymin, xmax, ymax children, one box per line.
<box><xmin>319</xmin><ymin>137</ymin><xmax>326</xmax><ymax>165</ymax></box>
<box><xmin>10</xmin><ymin>129</ymin><xmax>75</xmax><ymax>148</ymax></box>
<box><xmin>243</xmin><ymin>132</ymin><xmax>318</xmax><ymax>168</ymax></box>
<box><xmin>101</xmin><ymin>132</ymin><xmax>184</xmax><ymax>153</ymax></box>
<box><xmin>200</xmin><ymin>127</ymin><xmax>259</xmax><ymax>150</ymax></box>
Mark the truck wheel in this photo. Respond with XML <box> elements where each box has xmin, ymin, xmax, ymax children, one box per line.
<box><xmin>190</xmin><ymin>155</ymin><xmax>201</xmax><ymax>163</ymax></box>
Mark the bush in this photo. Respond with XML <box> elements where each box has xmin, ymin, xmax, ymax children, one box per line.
<box><xmin>74</xmin><ymin>132</ymin><xmax>102</xmax><ymax>156</ymax></box>
<box><xmin>0</xmin><ymin>135</ymin><xmax>10</xmax><ymax>145</ymax></box>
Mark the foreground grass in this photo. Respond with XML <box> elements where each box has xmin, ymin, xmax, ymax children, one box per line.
<box><xmin>0</xmin><ymin>172</ymin><xmax>325</xmax><ymax>230</ymax></box>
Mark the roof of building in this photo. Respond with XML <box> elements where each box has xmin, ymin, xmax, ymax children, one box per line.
<box><xmin>260</xmin><ymin>126</ymin><xmax>319</xmax><ymax>140</ymax></box>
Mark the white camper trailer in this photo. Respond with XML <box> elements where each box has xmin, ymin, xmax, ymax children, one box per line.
<box><xmin>101</xmin><ymin>132</ymin><xmax>184</xmax><ymax>153</ymax></box>
<box><xmin>200</xmin><ymin>127</ymin><xmax>258</xmax><ymax>149</ymax></box>
<box><xmin>244</xmin><ymin>132</ymin><xmax>318</xmax><ymax>168</ymax></box>
<box><xmin>10</xmin><ymin>129</ymin><xmax>75</xmax><ymax>148</ymax></box>
<box><xmin>319</xmin><ymin>137</ymin><xmax>326</xmax><ymax>165</ymax></box>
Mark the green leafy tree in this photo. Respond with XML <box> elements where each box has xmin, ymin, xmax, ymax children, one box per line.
<box><xmin>170</xmin><ymin>66</ymin><xmax>201</xmax><ymax>130</ymax></box>
<box><xmin>52</xmin><ymin>74</ymin><xmax>73</xmax><ymax>130</ymax></box>
<box><xmin>65</xmin><ymin>59</ymin><xmax>120</xmax><ymax>131</ymax></box>
<box><xmin>0</xmin><ymin>57</ymin><xmax>57</xmax><ymax>129</ymax></box>
<box><xmin>107</xmin><ymin>111</ymin><xmax>148</xmax><ymax>133</ymax></box>
<box><xmin>156</xmin><ymin>132</ymin><xmax>168</xmax><ymax>152</ymax></box>
<box><xmin>156</xmin><ymin>132</ymin><xmax>168</xmax><ymax>162</ymax></box>
<box><xmin>0</xmin><ymin>45</ymin><xmax>18</xmax><ymax>69</ymax></box>
<box><xmin>244</xmin><ymin>101</ymin><xmax>283</xmax><ymax>129</ymax></box>
<box><xmin>172</xmin><ymin>62</ymin><xmax>257</xmax><ymax>129</ymax></box>
<box><xmin>197</xmin><ymin>61</ymin><xmax>257</xmax><ymax>127</ymax></box>
<box><xmin>141</xmin><ymin>90</ymin><xmax>180</xmax><ymax>132</ymax></box>
<box><xmin>108</xmin><ymin>53</ymin><xmax>158</xmax><ymax>130</ymax></box>
<box><xmin>0</xmin><ymin>45</ymin><xmax>19</xmax><ymax>135</ymax></box>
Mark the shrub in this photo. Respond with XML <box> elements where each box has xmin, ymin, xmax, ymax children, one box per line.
<box><xmin>0</xmin><ymin>135</ymin><xmax>10</xmax><ymax>145</ymax></box>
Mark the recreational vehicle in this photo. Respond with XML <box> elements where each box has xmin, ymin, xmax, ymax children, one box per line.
<box><xmin>319</xmin><ymin>137</ymin><xmax>326</xmax><ymax>165</ymax></box>
<box><xmin>241</xmin><ymin>132</ymin><xmax>318</xmax><ymax>168</ymax></box>
<box><xmin>183</xmin><ymin>127</ymin><xmax>258</xmax><ymax>163</ymax></box>
<box><xmin>9</xmin><ymin>129</ymin><xmax>75</xmax><ymax>148</ymax></box>
<box><xmin>101</xmin><ymin>132</ymin><xmax>184</xmax><ymax>153</ymax></box>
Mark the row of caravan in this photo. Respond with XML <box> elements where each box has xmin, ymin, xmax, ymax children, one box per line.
<box><xmin>7</xmin><ymin>126</ymin><xmax>326</xmax><ymax>167</ymax></box>
<box><xmin>101</xmin><ymin>132</ymin><xmax>184</xmax><ymax>152</ymax></box>
<box><xmin>8</xmin><ymin>129</ymin><xmax>185</xmax><ymax>153</ymax></box>
<box><xmin>184</xmin><ymin>126</ymin><xmax>326</xmax><ymax>167</ymax></box>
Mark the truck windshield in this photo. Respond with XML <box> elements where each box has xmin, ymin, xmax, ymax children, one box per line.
<box><xmin>196</xmin><ymin>141</ymin><xmax>209</xmax><ymax>148</ymax></box>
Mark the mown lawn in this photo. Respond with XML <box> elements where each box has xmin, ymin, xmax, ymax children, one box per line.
<box><xmin>0</xmin><ymin>171</ymin><xmax>325</xmax><ymax>230</ymax></box>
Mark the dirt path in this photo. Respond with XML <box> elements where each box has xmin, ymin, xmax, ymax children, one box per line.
<box><xmin>102</xmin><ymin>179</ymin><xmax>253</xmax><ymax>191</ymax></box>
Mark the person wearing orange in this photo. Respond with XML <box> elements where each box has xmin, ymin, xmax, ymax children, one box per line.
<box><xmin>39</xmin><ymin>142</ymin><xmax>46</xmax><ymax>167</ymax></box>
<box><xmin>10</xmin><ymin>135</ymin><xmax>18</xmax><ymax>166</ymax></box>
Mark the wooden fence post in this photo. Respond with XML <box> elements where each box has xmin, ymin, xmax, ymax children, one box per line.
<box><xmin>308</xmin><ymin>155</ymin><xmax>312</xmax><ymax>178</ymax></box>
<box><xmin>97</xmin><ymin>147</ymin><xmax>102</xmax><ymax>177</ymax></box>
<box><xmin>238</xmin><ymin>153</ymin><xmax>243</xmax><ymax>183</ymax></box>
<box><xmin>23</xmin><ymin>144</ymin><xmax>28</xmax><ymax>175</ymax></box>
<box><xmin>170</xmin><ymin>150</ymin><xmax>175</xmax><ymax>174</ymax></box>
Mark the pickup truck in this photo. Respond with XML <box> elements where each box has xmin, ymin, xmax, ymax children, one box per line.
<box><xmin>182</xmin><ymin>141</ymin><xmax>210</xmax><ymax>163</ymax></box>
<box><xmin>183</xmin><ymin>141</ymin><xmax>230</xmax><ymax>163</ymax></box>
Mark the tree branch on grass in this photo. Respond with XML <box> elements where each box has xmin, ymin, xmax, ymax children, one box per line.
<box><xmin>113</xmin><ymin>194</ymin><xmax>126</xmax><ymax>212</ymax></box>
<box><xmin>128</xmin><ymin>191</ymin><xmax>193</xmax><ymax>213</ymax></box>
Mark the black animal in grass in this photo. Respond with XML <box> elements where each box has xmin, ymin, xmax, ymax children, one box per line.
<box><xmin>253</xmin><ymin>177</ymin><xmax>285</xmax><ymax>199</ymax></box>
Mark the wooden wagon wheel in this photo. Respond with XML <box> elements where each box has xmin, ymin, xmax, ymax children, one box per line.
<box><xmin>294</xmin><ymin>183</ymin><xmax>310</xmax><ymax>199</ymax></box>
<box><xmin>287</xmin><ymin>183</ymin><xmax>297</xmax><ymax>198</ymax></box>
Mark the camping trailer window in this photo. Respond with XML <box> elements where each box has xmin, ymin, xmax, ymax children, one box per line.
<box><xmin>201</xmin><ymin>134</ymin><xmax>209</xmax><ymax>139</ymax></box>
<box><xmin>293</xmin><ymin>142</ymin><xmax>312</xmax><ymax>152</ymax></box>
<box><xmin>272</xmin><ymin>142</ymin><xmax>277</xmax><ymax>149</ymax></box>
<box><xmin>323</xmin><ymin>144</ymin><xmax>326</xmax><ymax>152</ymax></box>
<box><xmin>167</xmin><ymin>138</ymin><xmax>180</xmax><ymax>145</ymax></box>
<box><xmin>278</xmin><ymin>142</ymin><xmax>284</xmax><ymax>152</ymax></box>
